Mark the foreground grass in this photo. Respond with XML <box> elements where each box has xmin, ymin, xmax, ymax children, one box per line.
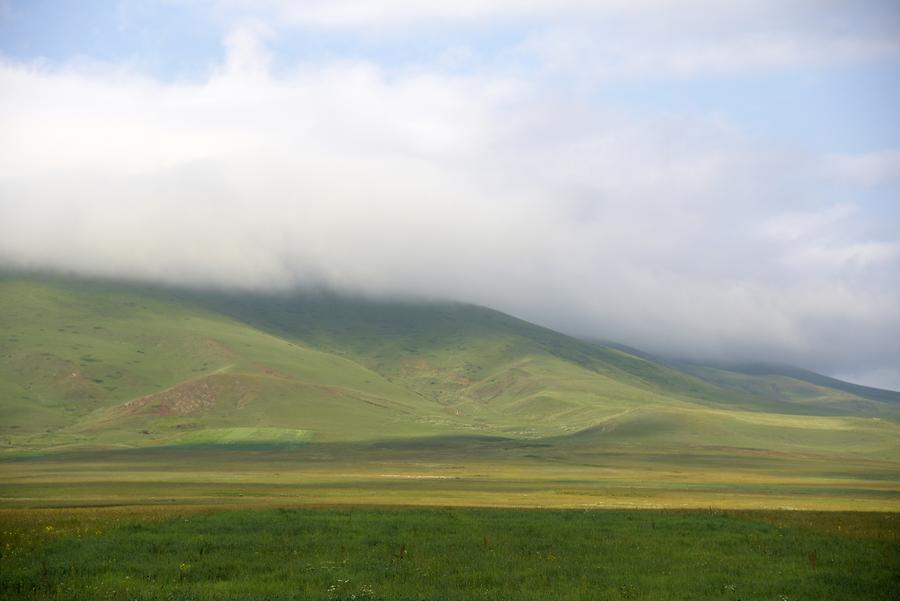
<box><xmin>1</xmin><ymin>507</ymin><xmax>897</xmax><ymax>600</ymax></box>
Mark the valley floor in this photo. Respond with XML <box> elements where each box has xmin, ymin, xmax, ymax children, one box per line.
<box><xmin>1</xmin><ymin>438</ymin><xmax>898</xmax><ymax>512</ymax></box>
<box><xmin>2</xmin><ymin>437</ymin><xmax>897</xmax><ymax>600</ymax></box>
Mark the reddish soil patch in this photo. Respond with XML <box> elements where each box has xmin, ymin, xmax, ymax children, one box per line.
<box><xmin>122</xmin><ymin>375</ymin><xmax>250</xmax><ymax>417</ymax></box>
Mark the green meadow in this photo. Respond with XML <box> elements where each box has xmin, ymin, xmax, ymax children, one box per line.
<box><xmin>2</xmin><ymin>506</ymin><xmax>898</xmax><ymax>601</ymax></box>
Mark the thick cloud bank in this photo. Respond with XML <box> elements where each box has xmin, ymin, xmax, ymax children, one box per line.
<box><xmin>1</xmin><ymin>2</ymin><xmax>899</xmax><ymax>389</ymax></box>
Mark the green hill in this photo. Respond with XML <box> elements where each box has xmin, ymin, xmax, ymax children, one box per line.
<box><xmin>2</xmin><ymin>273</ymin><xmax>898</xmax><ymax>457</ymax></box>
<box><xmin>0</xmin><ymin>275</ymin><xmax>472</xmax><ymax>450</ymax></box>
<box><xmin>1</xmin><ymin>272</ymin><xmax>899</xmax><ymax>510</ymax></box>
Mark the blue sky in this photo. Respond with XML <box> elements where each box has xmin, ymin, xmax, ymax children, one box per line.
<box><xmin>1</xmin><ymin>0</ymin><xmax>899</xmax><ymax>387</ymax></box>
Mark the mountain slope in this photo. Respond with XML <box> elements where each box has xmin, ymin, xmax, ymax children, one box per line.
<box><xmin>187</xmin><ymin>287</ymin><xmax>900</xmax><ymax>420</ymax></box>
<box><xmin>0</xmin><ymin>276</ymin><xmax>469</xmax><ymax>449</ymax></box>
<box><xmin>1</xmin><ymin>273</ymin><xmax>898</xmax><ymax>463</ymax></box>
<box><xmin>702</xmin><ymin>362</ymin><xmax>900</xmax><ymax>404</ymax></box>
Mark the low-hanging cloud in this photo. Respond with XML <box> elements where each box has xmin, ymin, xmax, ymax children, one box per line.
<box><xmin>1</xmin><ymin>15</ymin><xmax>899</xmax><ymax>389</ymax></box>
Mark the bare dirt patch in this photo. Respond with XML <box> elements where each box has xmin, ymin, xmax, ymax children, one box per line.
<box><xmin>121</xmin><ymin>374</ymin><xmax>251</xmax><ymax>417</ymax></box>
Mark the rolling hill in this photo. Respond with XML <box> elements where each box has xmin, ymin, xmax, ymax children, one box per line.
<box><xmin>2</xmin><ymin>271</ymin><xmax>898</xmax><ymax>452</ymax></box>
<box><xmin>1</xmin><ymin>272</ymin><xmax>898</xmax><ymax>509</ymax></box>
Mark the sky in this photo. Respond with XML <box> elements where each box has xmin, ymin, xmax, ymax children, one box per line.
<box><xmin>1</xmin><ymin>1</ymin><xmax>899</xmax><ymax>389</ymax></box>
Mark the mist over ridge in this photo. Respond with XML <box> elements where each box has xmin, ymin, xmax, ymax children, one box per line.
<box><xmin>1</xmin><ymin>0</ymin><xmax>899</xmax><ymax>389</ymax></box>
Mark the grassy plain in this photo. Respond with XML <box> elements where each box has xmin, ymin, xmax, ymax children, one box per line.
<box><xmin>2</xmin><ymin>506</ymin><xmax>897</xmax><ymax>601</ymax></box>
<box><xmin>2</xmin><ymin>440</ymin><xmax>898</xmax><ymax>511</ymax></box>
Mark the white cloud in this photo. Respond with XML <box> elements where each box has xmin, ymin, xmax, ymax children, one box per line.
<box><xmin>218</xmin><ymin>0</ymin><xmax>714</xmax><ymax>27</ymax></box>
<box><xmin>758</xmin><ymin>205</ymin><xmax>857</xmax><ymax>242</ymax></box>
<box><xmin>206</xmin><ymin>0</ymin><xmax>900</xmax><ymax>82</ymax></box>
<box><xmin>758</xmin><ymin>205</ymin><xmax>900</xmax><ymax>271</ymax></box>
<box><xmin>825</xmin><ymin>150</ymin><xmax>900</xmax><ymax>187</ymax></box>
<box><xmin>519</xmin><ymin>29</ymin><xmax>900</xmax><ymax>81</ymax></box>
<box><xmin>785</xmin><ymin>241</ymin><xmax>900</xmax><ymax>269</ymax></box>
<box><xmin>216</xmin><ymin>1</ymin><xmax>896</xmax><ymax>34</ymax></box>
<box><xmin>1</xmin><ymin>19</ymin><xmax>898</xmax><ymax>385</ymax></box>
